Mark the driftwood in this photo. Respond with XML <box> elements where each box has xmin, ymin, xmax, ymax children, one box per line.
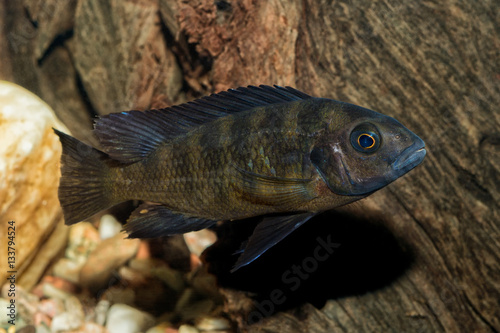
<box><xmin>1</xmin><ymin>0</ymin><xmax>499</xmax><ymax>331</ymax></box>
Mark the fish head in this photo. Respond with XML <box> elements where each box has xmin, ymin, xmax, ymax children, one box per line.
<box><xmin>310</xmin><ymin>102</ymin><xmax>426</xmax><ymax>196</ymax></box>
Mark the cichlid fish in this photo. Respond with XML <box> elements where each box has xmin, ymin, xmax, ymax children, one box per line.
<box><xmin>54</xmin><ymin>85</ymin><xmax>426</xmax><ymax>271</ymax></box>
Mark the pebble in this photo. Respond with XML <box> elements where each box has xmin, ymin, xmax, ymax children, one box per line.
<box><xmin>175</xmin><ymin>288</ymin><xmax>196</xmax><ymax>313</ymax></box>
<box><xmin>64</xmin><ymin>296</ymin><xmax>84</xmax><ymax>319</ymax></box>
<box><xmin>118</xmin><ymin>266</ymin><xmax>148</xmax><ymax>286</ymax></box>
<box><xmin>101</xmin><ymin>286</ymin><xmax>136</xmax><ymax>306</ymax></box>
<box><xmin>195</xmin><ymin>316</ymin><xmax>231</xmax><ymax>331</ymax></box>
<box><xmin>135</xmin><ymin>241</ymin><xmax>151</xmax><ymax>259</ymax></box>
<box><xmin>179</xmin><ymin>325</ymin><xmax>200</xmax><ymax>333</ymax></box>
<box><xmin>128</xmin><ymin>257</ymin><xmax>160</xmax><ymax>274</ymax></box>
<box><xmin>105</xmin><ymin>304</ymin><xmax>155</xmax><ymax>333</ymax></box>
<box><xmin>0</xmin><ymin>298</ymin><xmax>10</xmax><ymax>325</ymax></box>
<box><xmin>80</xmin><ymin>233</ymin><xmax>140</xmax><ymax>292</ymax></box>
<box><xmin>52</xmin><ymin>257</ymin><xmax>84</xmax><ymax>284</ymax></box>
<box><xmin>31</xmin><ymin>276</ymin><xmax>77</xmax><ymax>301</ymax></box>
<box><xmin>94</xmin><ymin>300</ymin><xmax>111</xmax><ymax>326</ymax></box>
<box><xmin>41</xmin><ymin>282</ymin><xmax>72</xmax><ymax>300</ymax></box>
<box><xmin>49</xmin><ymin>295</ymin><xmax>85</xmax><ymax>332</ymax></box>
<box><xmin>33</xmin><ymin>311</ymin><xmax>51</xmax><ymax>326</ymax></box>
<box><xmin>15</xmin><ymin>326</ymin><xmax>34</xmax><ymax>333</ymax></box>
<box><xmin>35</xmin><ymin>324</ymin><xmax>50</xmax><ymax>333</ymax></box>
<box><xmin>145</xmin><ymin>322</ymin><xmax>175</xmax><ymax>333</ymax></box>
<box><xmin>80</xmin><ymin>322</ymin><xmax>108</xmax><ymax>333</ymax></box>
<box><xmin>51</xmin><ymin>311</ymin><xmax>83</xmax><ymax>332</ymax></box>
<box><xmin>9</xmin><ymin>286</ymin><xmax>39</xmax><ymax>317</ymax></box>
<box><xmin>190</xmin><ymin>253</ymin><xmax>202</xmax><ymax>270</ymax></box>
<box><xmin>183</xmin><ymin>230</ymin><xmax>217</xmax><ymax>257</ymax></box>
<box><xmin>38</xmin><ymin>298</ymin><xmax>65</xmax><ymax>318</ymax></box>
<box><xmin>178</xmin><ymin>299</ymin><xmax>215</xmax><ymax>322</ymax></box>
<box><xmin>66</xmin><ymin>222</ymin><xmax>100</xmax><ymax>265</ymax></box>
<box><xmin>99</xmin><ymin>214</ymin><xmax>123</xmax><ymax>240</ymax></box>
<box><xmin>190</xmin><ymin>271</ymin><xmax>223</xmax><ymax>301</ymax></box>
<box><xmin>153</xmin><ymin>265</ymin><xmax>185</xmax><ymax>293</ymax></box>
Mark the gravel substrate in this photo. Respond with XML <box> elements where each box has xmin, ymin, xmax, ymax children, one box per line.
<box><xmin>0</xmin><ymin>214</ymin><xmax>232</xmax><ymax>333</ymax></box>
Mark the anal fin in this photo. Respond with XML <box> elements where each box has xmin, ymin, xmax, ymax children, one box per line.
<box><xmin>123</xmin><ymin>204</ymin><xmax>217</xmax><ymax>239</ymax></box>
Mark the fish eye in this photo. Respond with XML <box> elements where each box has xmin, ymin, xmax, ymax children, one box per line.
<box><xmin>350</xmin><ymin>124</ymin><xmax>381</xmax><ymax>153</ymax></box>
<box><xmin>358</xmin><ymin>133</ymin><xmax>375</xmax><ymax>149</ymax></box>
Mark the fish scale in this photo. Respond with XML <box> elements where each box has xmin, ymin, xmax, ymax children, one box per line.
<box><xmin>54</xmin><ymin>85</ymin><xmax>426</xmax><ymax>271</ymax></box>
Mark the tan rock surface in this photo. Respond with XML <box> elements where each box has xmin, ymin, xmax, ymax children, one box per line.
<box><xmin>79</xmin><ymin>233</ymin><xmax>140</xmax><ymax>292</ymax></box>
<box><xmin>0</xmin><ymin>81</ymin><xmax>69</xmax><ymax>289</ymax></box>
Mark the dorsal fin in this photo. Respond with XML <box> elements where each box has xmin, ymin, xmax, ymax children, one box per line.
<box><xmin>94</xmin><ymin>85</ymin><xmax>312</xmax><ymax>163</ymax></box>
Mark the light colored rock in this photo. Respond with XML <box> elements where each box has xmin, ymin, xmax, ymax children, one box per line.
<box><xmin>118</xmin><ymin>266</ymin><xmax>148</xmax><ymax>286</ymax></box>
<box><xmin>17</xmin><ymin>221</ymin><xmax>69</xmax><ymax>290</ymax></box>
<box><xmin>12</xmin><ymin>324</ymin><xmax>26</xmax><ymax>333</ymax></box>
<box><xmin>80</xmin><ymin>233</ymin><xmax>140</xmax><ymax>292</ymax></box>
<box><xmin>99</xmin><ymin>214</ymin><xmax>122</xmax><ymax>240</ymax></box>
<box><xmin>51</xmin><ymin>311</ymin><xmax>83</xmax><ymax>332</ymax></box>
<box><xmin>0</xmin><ymin>81</ymin><xmax>69</xmax><ymax>289</ymax></box>
<box><xmin>0</xmin><ymin>298</ymin><xmax>10</xmax><ymax>325</ymax></box>
<box><xmin>38</xmin><ymin>298</ymin><xmax>65</xmax><ymax>318</ymax></box>
<box><xmin>128</xmin><ymin>258</ymin><xmax>162</xmax><ymax>274</ymax></box>
<box><xmin>42</xmin><ymin>282</ymin><xmax>72</xmax><ymax>300</ymax></box>
<box><xmin>66</xmin><ymin>222</ymin><xmax>100</xmax><ymax>265</ymax></box>
<box><xmin>53</xmin><ymin>258</ymin><xmax>84</xmax><ymax>284</ymax></box>
<box><xmin>179</xmin><ymin>325</ymin><xmax>200</xmax><ymax>333</ymax></box>
<box><xmin>183</xmin><ymin>230</ymin><xmax>217</xmax><ymax>257</ymax></box>
<box><xmin>145</xmin><ymin>322</ymin><xmax>176</xmax><ymax>333</ymax></box>
<box><xmin>94</xmin><ymin>300</ymin><xmax>111</xmax><ymax>326</ymax></box>
<box><xmin>50</xmin><ymin>296</ymin><xmax>85</xmax><ymax>332</ymax></box>
<box><xmin>105</xmin><ymin>304</ymin><xmax>155</xmax><ymax>333</ymax></box>
<box><xmin>64</xmin><ymin>296</ymin><xmax>85</xmax><ymax>319</ymax></box>
<box><xmin>33</xmin><ymin>311</ymin><xmax>52</xmax><ymax>326</ymax></box>
<box><xmin>3</xmin><ymin>284</ymin><xmax>39</xmax><ymax>319</ymax></box>
<box><xmin>81</xmin><ymin>322</ymin><xmax>109</xmax><ymax>333</ymax></box>
<box><xmin>195</xmin><ymin>316</ymin><xmax>231</xmax><ymax>331</ymax></box>
<box><xmin>36</xmin><ymin>324</ymin><xmax>51</xmax><ymax>333</ymax></box>
<box><xmin>32</xmin><ymin>276</ymin><xmax>78</xmax><ymax>299</ymax></box>
<box><xmin>178</xmin><ymin>325</ymin><xmax>200</xmax><ymax>333</ymax></box>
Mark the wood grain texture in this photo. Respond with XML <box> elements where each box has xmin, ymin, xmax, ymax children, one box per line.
<box><xmin>0</xmin><ymin>0</ymin><xmax>498</xmax><ymax>331</ymax></box>
<box><xmin>72</xmin><ymin>0</ymin><xmax>183</xmax><ymax>114</ymax></box>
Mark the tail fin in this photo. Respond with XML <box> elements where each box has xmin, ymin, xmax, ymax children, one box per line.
<box><xmin>54</xmin><ymin>129</ymin><xmax>116</xmax><ymax>225</ymax></box>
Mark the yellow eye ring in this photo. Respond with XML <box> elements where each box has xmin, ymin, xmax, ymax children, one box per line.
<box><xmin>357</xmin><ymin>133</ymin><xmax>376</xmax><ymax>149</ymax></box>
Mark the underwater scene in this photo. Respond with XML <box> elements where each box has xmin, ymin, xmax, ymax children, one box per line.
<box><xmin>0</xmin><ymin>1</ymin><xmax>498</xmax><ymax>332</ymax></box>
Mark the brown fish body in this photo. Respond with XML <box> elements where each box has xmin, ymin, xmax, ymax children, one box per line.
<box><xmin>55</xmin><ymin>86</ymin><xmax>425</xmax><ymax>270</ymax></box>
<box><xmin>109</xmin><ymin>98</ymin><xmax>362</xmax><ymax>220</ymax></box>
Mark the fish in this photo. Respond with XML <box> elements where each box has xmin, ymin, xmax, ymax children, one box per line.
<box><xmin>54</xmin><ymin>85</ymin><xmax>426</xmax><ymax>271</ymax></box>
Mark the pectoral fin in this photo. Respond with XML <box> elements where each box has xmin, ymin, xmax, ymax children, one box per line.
<box><xmin>231</xmin><ymin>212</ymin><xmax>316</xmax><ymax>272</ymax></box>
<box><xmin>123</xmin><ymin>204</ymin><xmax>217</xmax><ymax>238</ymax></box>
<box><xmin>233</xmin><ymin>165</ymin><xmax>317</xmax><ymax>208</ymax></box>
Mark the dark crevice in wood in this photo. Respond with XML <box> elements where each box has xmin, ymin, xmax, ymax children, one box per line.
<box><xmin>74</xmin><ymin>69</ymin><xmax>99</xmax><ymax>124</ymax></box>
<box><xmin>23</xmin><ymin>5</ymin><xmax>39</xmax><ymax>29</ymax></box>
<box><xmin>463</xmin><ymin>292</ymin><xmax>498</xmax><ymax>333</ymax></box>
<box><xmin>423</xmin><ymin>300</ymin><xmax>447</xmax><ymax>332</ymax></box>
<box><xmin>158</xmin><ymin>9</ymin><xmax>213</xmax><ymax>97</ymax></box>
<box><xmin>37</xmin><ymin>29</ymin><xmax>74</xmax><ymax>66</ymax></box>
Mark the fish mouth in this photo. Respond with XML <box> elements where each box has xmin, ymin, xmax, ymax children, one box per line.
<box><xmin>393</xmin><ymin>145</ymin><xmax>427</xmax><ymax>174</ymax></box>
